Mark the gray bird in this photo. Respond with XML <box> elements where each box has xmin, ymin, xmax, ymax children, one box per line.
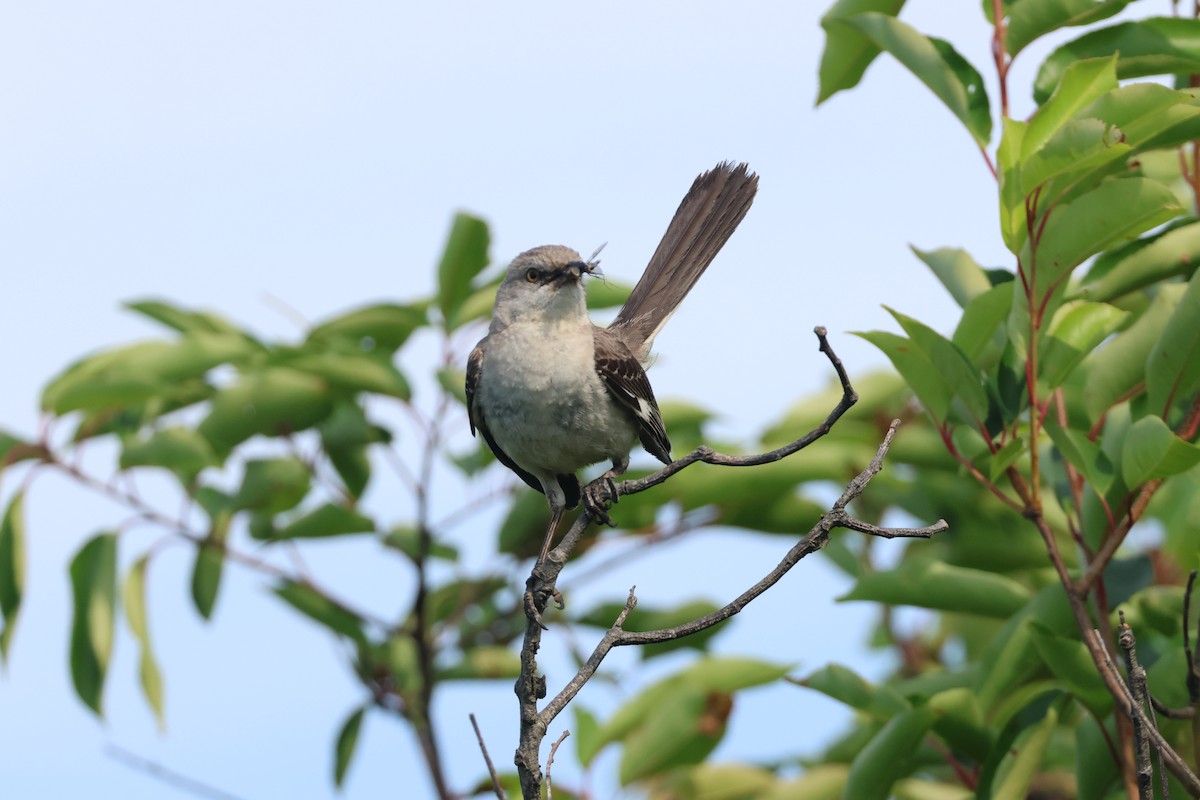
<box><xmin>466</xmin><ymin>163</ymin><xmax>758</xmax><ymax>563</ymax></box>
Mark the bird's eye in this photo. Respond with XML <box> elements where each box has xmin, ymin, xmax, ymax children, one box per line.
<box><xmin>525</xmin><ymin>268</ymin><xmax>539</xmax><ymax>283</ymax></box>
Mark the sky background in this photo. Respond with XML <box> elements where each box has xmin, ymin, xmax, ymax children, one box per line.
<box><xmin>0</xmin><ymin>2</ymin><xmax>1129</xmax><ymax>798</ymax></box>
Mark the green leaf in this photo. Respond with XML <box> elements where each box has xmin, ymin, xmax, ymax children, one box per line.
<box><xmin>841</xmin><ymin>561</ymin><xmax>1031</xmax><ymax>618</ymax></box>
<box><xmin>574</xmin><ymin>704</ymin><xmax>603</xmax><ymax>767</ymax></box>
<box><xmin>124</xmin><ymin>298</ymin><xmax>245</xmax><ymax>336</ymax></box>
<box><xmin>436</xmin><ymin>367</ymin><xmax>467</xmax><ymax>405</ymax></box>
<box><xmin>843</xmin><ymin>706</ymin><xmax>935</xmax><ymax>800</ymax></box>
<box><xmin>119</xmin><ymin>427</ymin><xmax>220</xmax><ymax>482</ymax></box>
<box><xmin>232</xmin><ymin>458</ymin><xmax>311</xmax><ymax>514</ymax></box>
<box><xmin>618</xmin><ymin>682</ymin><xmax>727</xmax><ymax>784</ymax></box>
<box><xmin>585</xmin><ymin>278</ymin><xmax>635</xmax><ymax>310</ymax></box>
<box><xmin>953</xmin><ymin>283</ymin><xmax>1015</xmax><ymax>365</ymax></box>
<box><xmin>437</xmin><ymin>213</ymin><xmax>490</xmax><ymax>327</ymax></box>
<box><xmin>0</xmin><ymin>493</ymin><xmax>26</xmax><ymax>662</ymax></box>
<box><xmin>889</xmin><ymin>308</ymin><xmax>989</xmax><ymax>423</ymax></box>
<box><xmin>1039</xmin><ymin>300</ymin><xmax>1129</xmax><ymax>388</ymax></box>
<box><xmin>927</xmin><ymin>688</ymin><xmax>993</xmax><ymax>763</ymax></box>
<box><xmin>1020</xmin><ymin>118</ymin><xmax>1130</xmax><ymax>197</ymax></box>
<box><xmin>801</xmin><ymin>663</ymin><xmax>911</xmax><ymax>718</ymax></box>
<box><xmin>997</xmin><ymin>119</ymin><xmax>1029</xmax><ymax>254</ymax></box>
<box><xmin>1027</xmin><ymin>623</ymin><xmax>1111</xmax><ymax>715</ymax></box>
<box><xmin>837</xmin><ymin>14</ymin><xmax>991</xmax><ymax>144</ymax></box>
<box><xmin>989</xmin><ymin>706</ymin><xmax>1058</xmax><ymax>800</ymax></box>
<box><xmin>285</xmin><ymin>349</ymin><xmax>411</xmax><ymax>399</ymax></box>
<box><xmin>380</xmin><ymin>525</ymin><xmax>459</xmax><ymax>561</ymax></box>
<box><xmin>816</xmin><ymin>0</ymin><xmax>908</xmax><ymax>104</ymax></box>
<box><xmin>333</xmin><ymin>705</ymin><xmax>366</xmax><ymax>787</ymax></box>
<box><xmin>0</xmin><ymin>431</ymin><xmax>47</xmax><ymax>471</ymax></box>
<box><xmin>438</xmin><ymin>645</ymin><xmax>521</xmax><ymax>680</ymax></box>
<box><xmin>1075</xmin><ymin>716</ymin><xmax>1120</xmax><ymax>799</ymax></box>
<box><xmin>69</xmin><ymin>533</ymin><xmax>118</xmax><ymax>715</ymax></box>
<box><xmin>1045</xmin><ymin>421</ymin><xmax>1115</xmax><ymax>493</ymax></box>
<box><xmin>273</xmin><ymin>581</ymin><xmax>366</xmax><ymax>644</ymax></box>
<box><xmin>575</xmin><ymin>599</ymin><xmax>723</xmax><ymax>659</ymax></box>
<box><xmin>1034</xmin><ymin>18</ymin><xmax>1200</xmax><ymax>104</ymax></box>
<box><xmin>855</xmin><ymin>330</ymin><xmax>951</xmax><ymax>421</ymax></box>
<box><xmin>268</xmin><ymin>504</ymin><xmax>376</xmax><ymax>540</ymax></box>
<box><xmin>199</xmin><ymin>367</ymin><xmax>333</xmax><ymax>454</ymax></box>
<box><xmin>1074</xmin><ymin>284</ymin><xmax>1184</xmax><ymax>420</ymax></box>
<box><xmin>911</xmin><ymin>246</ymin><xmax>993</xmax><ymax>307</ymax></box>
<box><xmin>1005</xmin><ymin>0</ymin><xmax>1132</xmax><ymax>57</ymax></box>
<box><xmin>123</xmin><ymin>555</ymin><xmax>165</xmax><ymax>729</ymax></box>
<box><xmin>307</xmin><ymin>303</ymin><xmax>426</xmax><ymax>354</ymax></box>
<box><xmin>1081</xmin><ymin>218</ymin><xmax>1200</xmax><ymax>301</ymax></box>
<box><xmin>1146</xmin><ymin>267</ymin><xmax>1200</xmax><ymax>417</ymax></box>
<box><xmin>1023</xmin><ymin>56</ymin><xmax>1118</xmax><ymax>162</ymax></box>
<box><xmin>191</xmin><ymin>509</ymin><xmax>229</xmax><ymax>621</ymax></box>
<box><xmin>1030</xmin><ymin>177</ymin><xmax>1183</xmax><ymax>297</ymax></box>
<box><xmin>1121</xmin><ymin>415</ymin><xmax>1200</xmax><ymax>486</ymax></box>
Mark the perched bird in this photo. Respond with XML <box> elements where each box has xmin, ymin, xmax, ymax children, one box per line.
<box><xmin>466</xmin><ymin>162</ymin><xmax>758</xmax><ymax>563</ymax></box>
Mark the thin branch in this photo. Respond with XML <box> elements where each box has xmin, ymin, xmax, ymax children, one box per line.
<box><xmin>105</xmin><ymin>744</ymin><xmax>248</xmax><ymax>800</ymax></box>
<box><xmin>545</xmin><ymin>730</ymin><xmax>570</xmax><ymax>800</ymax></box>
<box><xmin>1119</xmin><ymin>614</ymin><xmax>1155</xmax><ymax>800</ymax></box>
<box><xmin>470</xmin><ymin>713</ymin><xmax>506</xmax><ymax>800</ymax></box>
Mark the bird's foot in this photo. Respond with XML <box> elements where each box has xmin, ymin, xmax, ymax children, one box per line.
<box><xmin>583</xmin><ymin>476</ymin><xmax>619</xmax><ymax>527</ymax></box>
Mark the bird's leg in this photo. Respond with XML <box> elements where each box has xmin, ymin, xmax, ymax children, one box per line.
<box><xmin>524</xmin><ymin>506</ymin><xmax>566</xmax><ymax>629</ymax></box>
<box><xmin>583</xmin><ymin>456</ymin><xmax>628</xmax><ymax>527</ymax></box>
<box><xmin>537</xmin><ymin>506</ymin><xmax>565</xmax><ymax>565</ymax></box>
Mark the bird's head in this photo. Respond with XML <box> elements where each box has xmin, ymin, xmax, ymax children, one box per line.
<box><xmin>491</xmin><ymin>245</ymin><xmax>595</xmax><ymax>329</ymax></box>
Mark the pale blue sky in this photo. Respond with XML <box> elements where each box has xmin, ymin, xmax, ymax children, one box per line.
<box><xmin>0</xmin><ymin>2</ymin><xmax>1083</xmax><ymax>798</ymax></box>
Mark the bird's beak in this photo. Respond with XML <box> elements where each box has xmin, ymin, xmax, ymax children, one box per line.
<box><xmin>552</xmin><ymin>261</ymin><xmax>587</xmax><ymax>285</ymax></box>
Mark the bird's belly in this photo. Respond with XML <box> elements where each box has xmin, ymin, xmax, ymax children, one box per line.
<box><xmin>479</xmin><ymin>328</ymin><xmax>637</xmax><ymax>474</ymax></box>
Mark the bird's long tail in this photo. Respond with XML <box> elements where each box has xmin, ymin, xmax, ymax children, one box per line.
<box><xmin>609</xmin><ymin>161</ymin><xmax>758</xmax><ymax>362</ymax></box>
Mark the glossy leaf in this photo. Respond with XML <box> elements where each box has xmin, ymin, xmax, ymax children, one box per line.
<box><xmin>1146</xmin><ymin>267</ymin><xmax>1200</xmax><ymax>417</ymax></box>
<box><xmin>1023</xmin><ymin>56</ymin><xmax>1118</xmax><ymax>162</ymax></box>
<box><xmin>911</xmin><ymin>246</ymin><xmax>992</xmax><ymax>308</ymax></box>
<box><xmin>843</xmin><ymin>706</ymin><xmax>935</xmax><ymax>800</ymax></box>
<box><xmin>232</xmin><ymin>458</ymin><xmax>311</xmax><ymax>514</ymax></box>
<box><xmin>119</xmin><ymin>427</ymin><xmax>219</xmax><ymax>482</ymax></box>
<box><xmin>199</xmin><ymin>368</ymin><xmax>333</xmax><ymax>454</ymax></box>
<box><xmin>838</xmin><ymin>13</ymin><xmax>990</xmax><ymax>144</ymax></box>
<box><xmin>1005</xmin><ymin>0</ymin><xmax>1132</xmax><ymax>57</ymax></box>
<box><xmin>841</xmin><ymin>560</ymin><xmax>1031</xmax><ymax>618</ymax></box>
<box><xmin>69</xmin><ymin>533</ymin><xmax>118</xmax><ymax>715</ymax></box>
<box><xmin>123</xmin><ymin>555</ymin><xmax>165</xmax><ymax>728</ymax></box>
<box><xmin>855</xmin><ymin>330</ymin><xmax>950</xmax><ymax>421</ymax></box>
<box><xmin>1080</xmin><ymin>218</ymin><xmax>1200</xmax><ymax>301</ymax></box>
<box><xmin>1030</xmin><ymin>177</ymin><xmax>1183</xmax><ymax>297</ymax></box>
<box><xmin>1121</xmin><ymin>415</ymin><xmax>1200</xmax><ymax>487</ymax></box>
<box><xmin>953</xmin><ymin>283</ymin><xmax>1014</xmax><ymax>365</ymax></box>
<box><xmin>333</xmin><ymin>705</ymin><xmax>366</xmax><ymax>787</ymax></box>
<box><xmin>268</xmin><ymin>504</ymin><xmax>375</xmax><ymax>540</ymax></box>
<box><xmin>1034</xmin><ymin>18</ymin><xmax>1200</xmax><ymax>103</ymax></box>
<box><xmin>0</xmin><ymin>492</ymin><xmax>26</xmax><ymax>662</ymax></box>
<box><xmin>889</xmin><ymin>308</ymin><xmax>989</xmax><ymax>423</ymax></box>
<box><xmin>997</xmin><ymin>119</ymin><xmax>1029</xmax><ymax>254</ymax></box>
<box><xmin>1039</xmin><ymin>300</ymin><xmax>1128</xmax><ymax>388</ymax></box>
<box><xmin>273</xmin><ymin>581</ymin><xmax>366</xmax><ymax>644</ymax></box>
<box><xmin>816</xmin><ymin>0</ymin><xmax>908</xmax><ymax>104</ymax></box>
<box><xmin>1020</xmin><ymin>117</ymin><xmax>1129</xmax><ymax>197</ymax></box>
<box><xmin>307</xmin><ymin>303</ymin><xmax>426</xmax><ymax>354</ymax></box>
<box><xmin>437</xmin><ymin>213</ymin><xmax>490</xmax><ymax>327</ymax></box>
<box><xmin>1044</xmin><ymin>421</ymin><xmax>1115</xmax><ymax>493</ymax></box>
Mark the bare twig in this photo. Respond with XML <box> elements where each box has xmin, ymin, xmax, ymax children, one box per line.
<box><xmin>545</xmin><ymin>730</ymin><xmax>570</xmax><ymax>800</ymax></box>
<box><xmin>1092</xmin><ymin>629</ymin><xmax>1200</xmax><ymax>796</ymax></box>
<box><xmin>1119</xmin><ymin>613</ymin><xmax>1155</xmax><ymax>800</ymax></box>
<box><xmin>105</xmin><ymin>744</ymin><xmax>247</xmax><ymax>800</ymax></box>
<box><xmin>470</xmin><ymin>713</ymin><xmax>506</xmax><ymax>800</ymax></box>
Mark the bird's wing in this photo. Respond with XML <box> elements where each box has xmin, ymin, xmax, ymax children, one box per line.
<box><xmin>466</xmin><ymin>341</ymin><xmax>581</xmax><ymax>507</ymax></box>
<box><xmin>593</xmin><ymin>329</ymin><xmax>672</xmax><ymax>464</ymax></box>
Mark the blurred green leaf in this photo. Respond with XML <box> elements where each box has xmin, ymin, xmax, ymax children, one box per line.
<box><xmin>816</xmin><ymin>0</ymin><xmax>908</xmax><ymax>104</ymax></box>
<box><xmin>190</xmin><ymin>504</ymin><xmax>230</xmax><ymax>621</ymax></box>
<box><xmin>307</xmin><ymin>303</ymin><xmax>426</xmax><ymax>354</ymax></box>
<box><xmin>1034</xmin><ymin>18</ymin><xmax>1200</xmax><ymax>103</ymax></box>
<box><xmin>425</xmin><ymin>577</ymin><xmax>507</xmax><ymax>627</ymax></box>
<box><xmin>1121</xmin><ymin>415</ymin><xmax>1200</xmax><ymax>486</ymax></box>
<box><xmin>836</xmin><ymin>14</ymin><xmax>990</xmax><ymax>144</ymax></box>
<box><xmin>269</xmin><ymin>504</ymin><xmax>375</xmax><ymax>540</ymax></box>
<box><xmin>381</xmin><ymin>525</ymin><xmax>459</xmax><ymax>562</ymax></box>
<box><xmin>199</xmin><ymin>367</ymin><xmax>333</xmax><ymax>454</ymax></box>
<box><xmin>437</xmin><ymin>213</ymin><xmax>490</xmax><ymax>327</ymax></box>
<box><xmin>1005</xmin><ymin>0</ymin><xmax>1132</xmax><ymax>57</ymax></box>
<box><xmin>911</xmin><ymin>246</ymin><xmax>992</xmax><ymax>308</ymax></box>
<box><xmin>285</xmin><ymin>350</ymin><xmax>410</xmax><ymax>399</ymax></box>
<box><xmin>953</xmin><ymin>284</ymin><xmax>1014</xmax><ymax>365</ymax></box>
<box><xmin>927</xmin><ymin>688</ymin><xmax>992</xmax><ymax>762</ymax></box>
<box><xmin>574</xmin><ymin>704</ymin><xmax>603</xmax><ymax>767</ymax></box>
<box><xmin>1045</xmin><ymin>421</ymin><xmax>1115</xmax><ymax>493</ymax></box>
<box><xmin>119</xmin><ymin>427</ymin><xmax>219</xmax><ymax>482</ymax></box>
<box><xmin>1027</xmin><ymin>622</ymin><xmax>1111</xmax><ymax>716</ymax></box>
<box><xmin>1075</xmin><ymin>716</ymin><xmax>1120</xmax><ymax>799</ymax></box>
<box><xmin>333</xmin><ymin>705</ymin><xmax>366</xmax><ymax>787</ymax></box>
<box><xmin>0</xmin><ymin>431</ymin><xmax>47</xmax><ymax>471</ymax></box>
<box><xmin>989</xmin><ymin>705</ymin><xmax>1058</xmax><ymax>800</ymax></box>
<box><xmin>436</xmin><ymin>367</ymin><xmax>467</xmax><ymax>405</ymax></box>
<box><xmin>438</xmin><ymin>645</ymin><xmax>521</xmax><ymax>680</ymax></box>
<box><xmin>1146</xmin><ymin>267</ymin><xmax>1200</xmax><ymax>418</ymax></box>
<box><xmin>585</xmin><ymin>278</ymin><xmax>634</xmax><ymax>310</ymax></box>
<box><xmin>841</xmin><ymin>561</ymin><xmax>1031</xmax><ymax>618</ymax></box>
<box><xmin>618</xmin><ymin>682</ymin><xmax>728</xmax><ymax>784</ymax></box>
<box><xmin>124</xmin><ymin>298</ymin><xmax>247</xmax><ymax>336</ymax></box>
<box><xmin>0</xmin><ymin>493</ymin><xmax>26</xmax><ymax>662</ymax></box>
<box><xmin>232</xmin><ymin>458</ymin><xmax>311</xmax><ymax>514</ymax></box>
<box><xmin>576</xmin><ymin>599</ymin><xmax>723</xmax><ymax>659</ymax></box>
<box><xmin>801</xmin><ymin>663</ymin><xmax>910</xmax><ymax>718</ymax></box>
<box><xmin>273</xmin><ymin>581</ymin><xmax>366</xmax><ymax>644</ymax></box>
<box><xmin>69</xmin><ymin>532</ymin><xmax>117</xmax><ymax>716</ymax></box>
<box><xmin>843</xmin><ymin>706</ymin><xmax>935</xmax><ymax>800</ymax></box>
<box><xmin>123</xmin><ymin>555</ymin><xmax>165</xmax><ymax>729</ymax></box>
